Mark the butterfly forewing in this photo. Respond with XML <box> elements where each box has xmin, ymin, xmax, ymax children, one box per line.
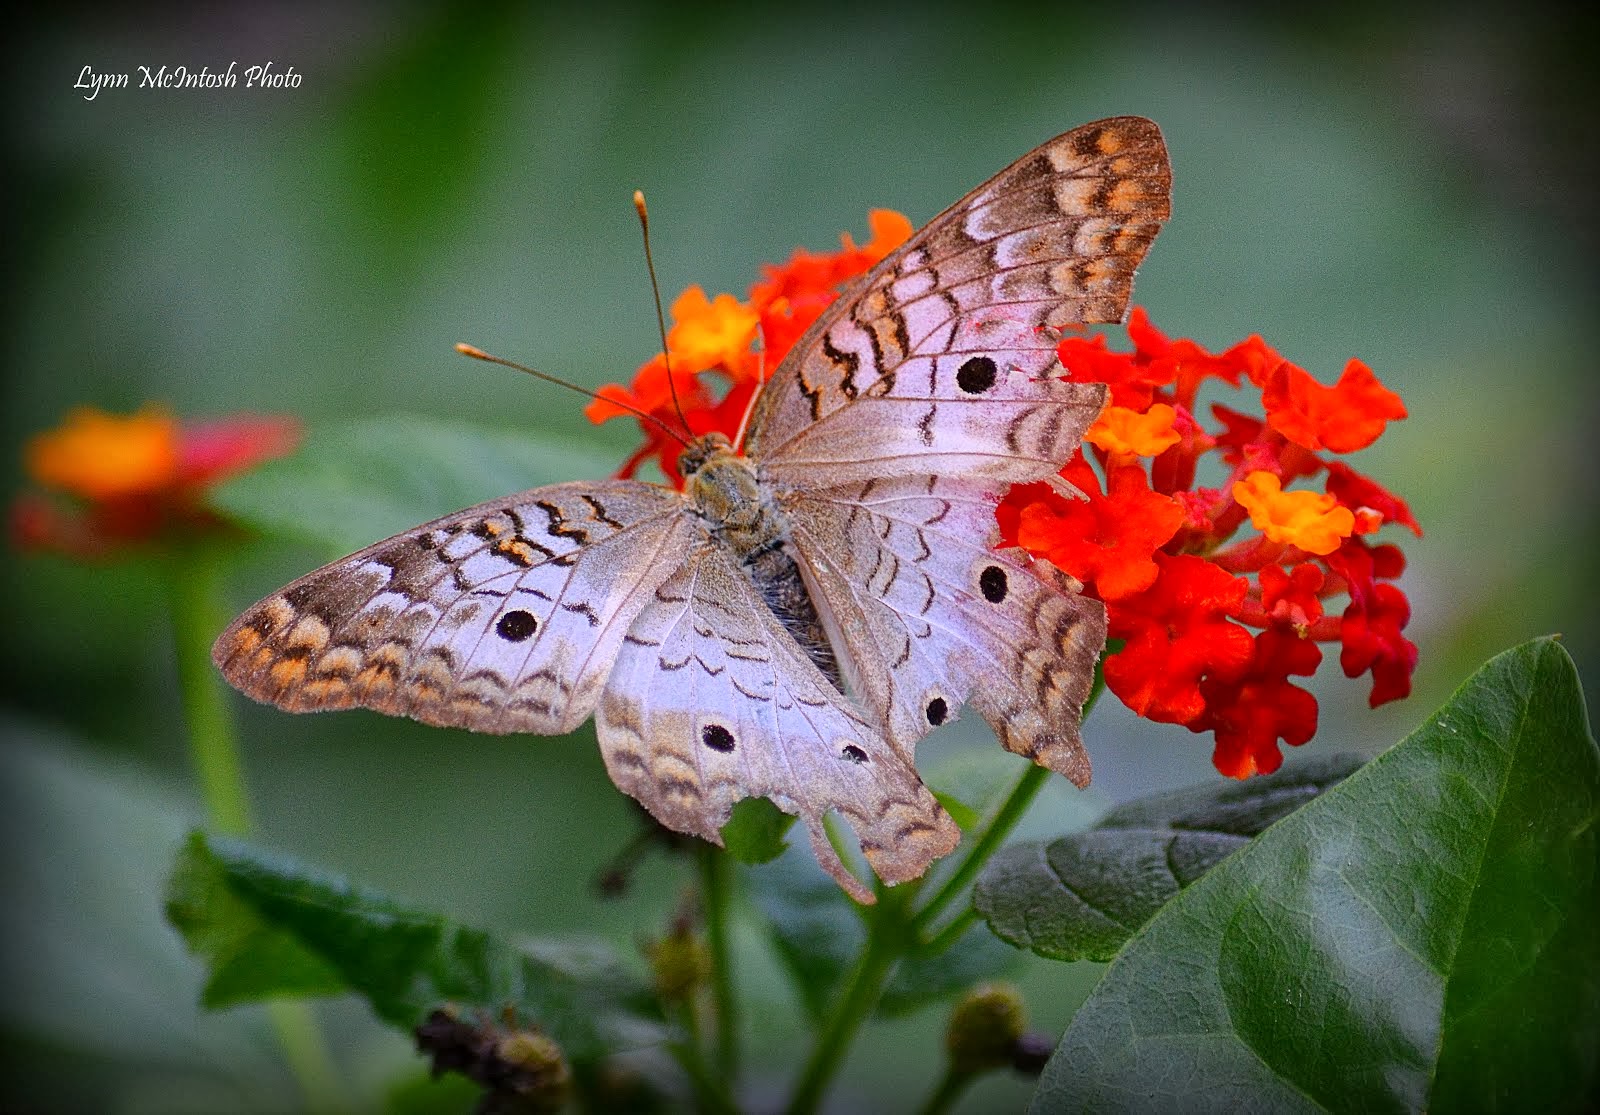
<box><xmin>747</xmin><ymin>115</ymin><xmax>1170</xmax><ymax>489</ymax></box>
<box><xmin>213</xmin><ymin>481</ymin><xmax>695</xmax><ymax>734</ymax></box>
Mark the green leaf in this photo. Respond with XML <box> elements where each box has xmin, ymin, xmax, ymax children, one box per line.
<box><xmin>1032</xmin><ymin>638</ymin><xmax>1600</xmax><ymax>1113</ymax></box>
<box><xmin>976</xmin><ymin>753</ymin><xmax>1366</xmax><ymax>962</ymax></box>
<box><xmin>208</xmin><ymin>414</ymin><xmax>617</xmax><ymax>555</ymax></box>
<box><xmin>166</xmin><ymin>832</ymin><xmax>662</xmax><ymax>1062</ymax></box>
<box><xmin>719</xmin><ymin>798</ymin><xmax>796</xmax><ymax>865</ymax></box>
<box><xmin>748</xmin><ymin>848</ymin><xmax>862</xmax><ymax>1023</ymax></box>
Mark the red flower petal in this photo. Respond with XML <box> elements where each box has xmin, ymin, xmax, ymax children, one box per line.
<box><xmin>1263</xmin><ymin>358</ymin><xmax>1408</xmax><ymax>453</ymax></box>
<box><xmin>1103</xmin><ymin>553</ymin><xmax>1254</xmax><ymax>725</ymax></box>
<box><xmin>1199</xmin><ymin>626</ymin><xmax>1322</xmax><ymax>778</ymax></box>
<box><xmin>178</xmin><ymin>415</ymin><xmax>302</xmax><ymax>487</ymax></box>
<box><xmin>1004</xmin><ymin>455</ymin><xmax>1184</xmax><ymax>602</ymax></box>
<box><xmin>1324</xmin><ymin>461</ymin><xmax>1422</xmax><ymax>537</ymax></box>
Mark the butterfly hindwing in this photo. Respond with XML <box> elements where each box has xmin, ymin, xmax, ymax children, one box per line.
<box><xmin>595</xmin><ymin>542</ymin><xmax>960</xmax><ymax>903</ymax></box>
<box><xmin>786</xmin><ymin>473</ymin><xmax>1106</xmax><ymax>784</ymax></box>
<box><xmin>213</xmin><ymin>481</ymin><xmax>696</xmax><ymax>734</ymax></box>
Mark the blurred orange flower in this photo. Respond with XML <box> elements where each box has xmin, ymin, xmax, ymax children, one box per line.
<box><xmin>13</xmin><ymin>406</ymin><xmax>301</xmax><ymax>558</ymax></box>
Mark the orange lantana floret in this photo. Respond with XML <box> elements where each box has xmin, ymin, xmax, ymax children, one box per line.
<box><xmin>1232</xmin><ymin>471</ymin><xmax>1355</xmax><ymax>556</ymax></box>
<box><xmin>1262</xmin><ymin>358</ymin><xmax>1407</xmax><ymax>453</ymax></box>
<box><xmin>14</xmin><ymin>407</ymin><xmax>300</xmax><ymax>558</ymax></box>
<box><xmin>848</xmin><ymin>209</ymin><xmax>914</xmax><ymax>262</ymax></box>
<box><xmin>666</xmin><ymin>287</ymin><xmax>760</xmax><ymax>375</ymax></box>
<box><xmin>1086</xmin><ymin>403</ymin><xmax>1181</xmax><ymax>459</ymax></box>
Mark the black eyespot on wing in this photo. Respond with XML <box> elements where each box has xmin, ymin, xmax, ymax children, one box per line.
<box><xmin>702</xmin><ymin>723</ymin><xmax>736</xmax><ymax>753</ymax></box>
<box><xmin>956</xmin><ymin>356</ymin><xmax>998</xmax><ymax>395</ymax></box>
<box><xmin>495</xmin><ymin>610</ymin><xmax>538</xmax><ymax>641</ymax></box>
<box><xmin>979</xmin><ymin>565</ymin><xmax>1008</xmax><ymax>604</ymax></box>
<box><xmin>925</xmin><ymin>697</ymin><xmax>948</xmax><ymax>726</ymax></box>
<box><xmin>841</xmin><ymin>744</ymin><xmax>869</xmax><ymax>764</ymax></box>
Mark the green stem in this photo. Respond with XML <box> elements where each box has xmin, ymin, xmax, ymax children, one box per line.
<box><xmin>699</xmin><ymin>847</ymin><xmax>740</xmax><ymax>1087</ymax></box>
<box><xmin>919</xmin><ymin>905</ymin><xmax>979</xmax><ymax>957</ymax></box>
<box><xmin>916</xmin><ymin>1066</ymin><xmax>974</xmax><ymax>1115</ymax></box>
<box><xmin>911</xmin><ymin>762</ymin><xmax>1049</xmax><ymax>936</ymax></box>
<box><xmin>169</xmin><ymin>550</ymin><xmax>255</xmax><ymax>836</ymax></box>
<box><xmin>784</xmin><ymin>895</ymin><xmax>905</xmax><ymax>1115</ymax></box>
<box><xmin>168</xmin><ymin>549</ymin><xmax>345</xmax><ymax>1112</ymax></box>
<box><xmin>663</xmin><ymin>991</ymin><xmax>741</xmax><ymax>1115</ymax></box>
<box><xmin>912</xmin><ymin>681</ymin><xmax>1105</xmax><ymax>938</ymax></box>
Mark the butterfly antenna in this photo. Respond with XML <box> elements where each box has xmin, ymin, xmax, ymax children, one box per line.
<box><xmin>454</xmin><ymin>343</ymin><xmax>690</xmax><ymax>448</ymax></box>
<box><xmin>731</xmin><ymin>320</ymin><xmax>769</xmax><ymax>453</ymax></box>
<box><xmin>634</xmin><ymin>190</ymin><xmax>693</xmax><ymax>438</ymax></box>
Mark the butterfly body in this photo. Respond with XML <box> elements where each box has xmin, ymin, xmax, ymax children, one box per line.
<box><xmin>215</xmin><ymin>117</ymin><xmax>1173</xmax><ymax>901</ymax></box>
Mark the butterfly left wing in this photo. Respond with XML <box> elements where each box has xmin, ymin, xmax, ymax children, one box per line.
<box><xmin>785</xmin><ymin>472</ymin><xmax>1105</xmax><ymax>784</ymax></box>
<box><xmin>596</xmin><ymin>539</ymin><xmax>960</xmax><ymax>903</ymax></box>
<box><xmin>213</xmin><ymin>481</ymin><xmax>697</xmax><ymax>734</ymax></box>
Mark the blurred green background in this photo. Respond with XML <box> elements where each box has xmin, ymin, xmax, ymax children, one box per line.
<box><xmin>4</xmin><ymin>5</ymin><xmax>1594</xmax><ymax>1112</ymax></box>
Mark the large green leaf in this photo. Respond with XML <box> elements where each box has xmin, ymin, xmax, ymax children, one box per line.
<box><xmin>166</xmin><ymin>832</ymin><xmax>662</xmax><ymax>1063</ymax></box>
<box><xmin>208</xmin><ymin>414</ymin><xmax>618</xmax><ymax>556</ymax></box>
<box><xmin>1032</xmin><ymin>638</ymin><xmax>1599</xmax><ymax>1113</ymax></box>
<box><xmin>975</xmin><ymin>753</ymin><xmax>1366</xmax><ymax>962</ymax></box>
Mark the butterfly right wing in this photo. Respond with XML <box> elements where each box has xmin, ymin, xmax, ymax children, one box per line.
<box><xmin>213</xmin><ymin>481</ymin><xmax>698</xmax><ymax>735</ymax></box>
<box><xmin>747</xmin><ymin>115</ymin><xmax>1170</xmax><ymax>490</ymax></box>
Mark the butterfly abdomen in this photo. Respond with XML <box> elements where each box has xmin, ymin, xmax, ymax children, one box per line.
<box><xmin>742</xmin><ymin>543</ymin><xmax>843</xmax><ymax>690</ymax></box>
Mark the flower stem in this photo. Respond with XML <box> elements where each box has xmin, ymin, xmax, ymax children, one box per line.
<box><xmin>784</xmin><ymin>893</ymin><xmax>905</xmax><ymax>1115</ymax></box>
<box><xmin>698</xmin><ymin>846</ymin><xmax>740</xmax><ymax>1087</ymax></box>
<box><xmin>910</xmin><ymin>762</ymin><xmax>1049</xmax><ymax>936</ymax></box>
<box><xmin>912</xmin><ymin>681</ymin><xmax>1104</xmax><ymax>939</ymax></box>
<box><xmin>916</xmin><ymin>1066</ymin><xmax>974</xmax><ymax>1115</ymax></box>
<box><xmin>668</xmin><ymin>1014</ymin><xmax>741</xmax><ymax>1115</ymax></box>
<box><xmin>919</xmin><ymin>905</ymin><xmax>979</xmax><ymax>957</ymax></box>
<box><xmin>169</xmin><ymin>549</ymin><xmax>255</xmax><ymax>837</ymax></box>
<box><xmin>168</xmin><ymin>548</ymin><xmax>345</xmax><ymax>1112</ymax></box>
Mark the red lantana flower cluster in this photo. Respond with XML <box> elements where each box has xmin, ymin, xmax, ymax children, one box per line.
<box><xmin>997</xmin><ymin>310</ymin><xmax>1419</xmax><ymax>777</ymax></box>
<box><xmin>12</xmin><ymin>406</ymin><xmax>301</xmax><ymax>558</ymax></box>
<box><xmin>588</xmin><ymin>214</ymin><xmax>1419</xmax><ymax>780</ymax></box>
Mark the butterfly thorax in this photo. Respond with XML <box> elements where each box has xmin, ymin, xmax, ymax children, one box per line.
<box><xmin>681</xmin><ymin>433</ymin><xmax>781</xmax><ymax>561</ymax></box>
<box><xmin>681</xmin><ymin>432</ymin><xmax>844</xmax><ymax>689</ymax></box>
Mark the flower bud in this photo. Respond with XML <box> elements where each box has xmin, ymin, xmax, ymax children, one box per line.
<box><xmin>494</xmin><ymin>1029</ymin><xmax>571</xmax><ymax>1113</ymax></box>
<box><xmin>945</xmin><ymin>982</ymin><xmax>1028</xmax><ymax>1076</ymax></box>
<box><xmin>647</xmin><ymin>928</ymin><xmax>711</xmax><ymax>1004</ymax></box>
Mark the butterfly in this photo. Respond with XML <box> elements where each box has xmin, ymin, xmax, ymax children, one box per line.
<box><xmin>213</xmin><ymin>116</ymin><xmax>1172</xmax><ymax>903</ymax></box>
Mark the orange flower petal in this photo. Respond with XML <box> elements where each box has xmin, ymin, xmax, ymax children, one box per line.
<box><xmin>25</xmin><ymin>406</ymin><xmax>181</xmax><ymax>500</ymax></box>
<box><xmin>853</xmin><ymin>209</ymin><xmax>913</xmax><ymax>262</ymax></box>
<box><xmin>1232</xmin><ymin>471</ymin><xmax>1355</xmax><ymax>556</ymax></box>
<box><xmin>1263</xmin><ymin>358</ymin><xmax>1407</xmax><ymax>453</ymax></box>
<box><xmin>1086</xmin><ymin>403</ymin><xmax>1181</xmax><ymax>458</ymax></box>
<box><xmin>667</xmin><ymin>286</ymin><xmax>759</xmax><ymax>374</ymax></box>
